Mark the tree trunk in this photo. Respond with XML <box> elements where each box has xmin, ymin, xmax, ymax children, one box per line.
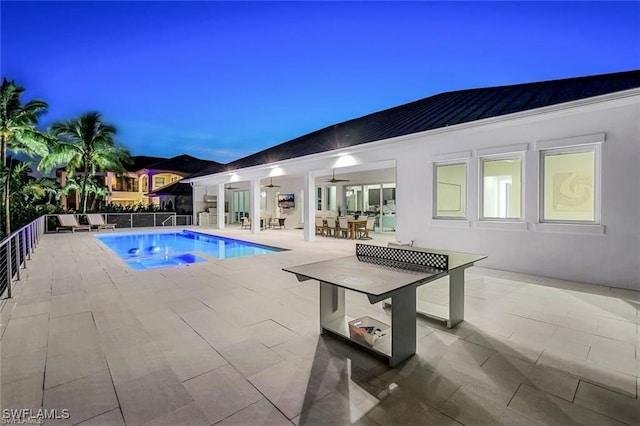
<box><xmin>1</xmin><ymin>134</ymin><xmax>6</xmax><ymax>168</ymax></box>
<box><xmin>4</xmin><ymin>160</ymin><xmax>12</xmax><ymax>238</ymax></box>
<box><xmin>81</xmin><ymin>162</ymin><xmax>89</xmax><ymax>214</ymax></box>
<box><xmin>81</xmin><ymin>178</ymin><xmax>88</xmax><ymax>213</ymax></box>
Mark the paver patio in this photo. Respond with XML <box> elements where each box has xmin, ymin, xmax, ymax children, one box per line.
<box><xmin>1</xmin><ymin>227</ymin><xmax>639</xmax><ymax>425</ymax></box>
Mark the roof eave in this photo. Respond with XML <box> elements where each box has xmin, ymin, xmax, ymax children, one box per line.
<box><xmin>184</xmin><ymin>87</ymin><xmax>640</xmax><ymax>185</ymax></box>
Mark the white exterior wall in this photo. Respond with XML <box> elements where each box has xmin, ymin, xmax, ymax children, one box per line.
<box><xmin>394</xmin><ymin>94</ymin><xmax>640</xmax><ymax>290</ymax></box>
<box><xmin>190</xmin><ymin>91</ymin><xmax>639</xmax><ymax>290</ymax></box>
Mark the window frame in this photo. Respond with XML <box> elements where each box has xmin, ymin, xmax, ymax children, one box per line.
<box><xmin>315</xmin><ymin>186</ymin><xmax>323</xmax><ymax>212</ymax></box>
<box><xmin>478</xmin><ymin>153</ymin><xmax>524</xmax><ymax>222</ymax></box>
<box><xmin>539</xmin><ymin>144</ymin><xmax>601</xmax><ymax>225</ymax></box>
<box><xmin>433</xmin><ymin>160</ymin><xmax>468</xmax><ymax>220</ymax></box>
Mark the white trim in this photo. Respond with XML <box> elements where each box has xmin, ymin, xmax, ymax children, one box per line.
<box><xmin>475</xmin><ymin>221</ymin><xmax>529</xmax><ymax>231</ymax></box>
<box><xmin>478</xmin><ymin>153</ymin><xmax>525</xmax><ymax>222</ymax></box>
<box><xmin>431</xmin><ymin>150</ymin><xmax>471</xmax><ymax>162</ymax></box>
<box><xmin>534</xmin><ymin>132</ymin><xmax>605</xmax><ymax>150</ymax></box>
<box><xmin>475</xmin><ymin>143</ymin><xmax>529</xmax><ymax>157</ymax></box>
<box><xmin>533</xmin><ymin>223</ymin><xmax>605</xmax><ymax>235</ymax></box>
<box><xmin>428</xmin><ymin>219</ymin><xmax>471</xmax><ymax>228</ymax></box>
<box><xmin>433</xmin><ymin>161</ymin><xmax>469</xmax><ymax>220</ymax></box>
<box><xmin>539</xmin><ymin>144</ymin><xmax>601</xmax><ymax>224</ymax></box>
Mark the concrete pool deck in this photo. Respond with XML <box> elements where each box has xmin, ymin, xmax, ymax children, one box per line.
<box><xmin>1</xmin><ymin>226</ymin><xmax>639</xmax><ymax>425</ymax></box>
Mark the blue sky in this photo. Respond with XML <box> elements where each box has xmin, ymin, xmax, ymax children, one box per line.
<box><xmin>2</xmin><ymin>1</ymin><xmax>639</xmax><ymax>163</ymax></box>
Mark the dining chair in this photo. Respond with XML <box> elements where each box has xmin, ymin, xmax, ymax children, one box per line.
<box><xmin>358</xmin><ymin>217</ymin><xmax>375</xmax><ymax>239</ymax></box>
<box><xmin>324</xmin><ymin>218</ymin><xmax>337</xmax><ymax>237</ymax></box>
<box><xmin>338</xmin><ymin>218</ymin><xmax>350</xmax><ymax>239</ymax></box>
<box><xmin>315</xmin><ymin>218</ymin><xmax>325</xmax><ymax>236</ymax></box>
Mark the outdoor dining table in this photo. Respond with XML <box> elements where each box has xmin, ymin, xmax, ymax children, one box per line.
<box><xmin>347</xmin><ymin>218</ymin><xmax>368</xmax><ymax>239</ymax></box>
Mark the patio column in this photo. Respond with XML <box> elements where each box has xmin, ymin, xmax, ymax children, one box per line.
<box><xmin>147</xmin><ymin>171</ymin><xmax>155</xmax><ymax>206</ymax></box>
<box><xmin>191</xmin><ymin>184</ymin><xmax>201</xmax><ymax>225</ymax></box>
<box><xmin>250</xmin><ymin>178</ymin><xmax>261</xmax><ymax>234</ymax></box>
<box><xmin>217</xmin><ymin>183</ymin><xmax>225</xmax><ymax>229</ymax></box>
<box><xmin>303</xmin><ymin>170</ymin><xmax>316</xmax><ymax>241</ymax></box>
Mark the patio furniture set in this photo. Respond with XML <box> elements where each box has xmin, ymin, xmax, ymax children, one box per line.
<box><xmin>241</xmin><ymin>216</ymin><xmax>286</xmax><ymax>230</ymax></box>
<box><xmin>56</xmin><ymin>214</ymin><xmax>117</xmax><ymax>233</ymax></box>
<box><xmin>315</xmin><ymin>216</ymin><xmax>374</xmax><ymax>240</ymax></box>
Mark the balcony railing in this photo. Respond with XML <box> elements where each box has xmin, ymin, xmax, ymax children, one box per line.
<box><xmin>43</xmin><ymin>212</ymin><xmax>193</xmax><ymax>233</ymax></box>
<box><xmin>0</xmin><ymin>216</ymin><xmax>45</xmax><ymax>298</ymax></box>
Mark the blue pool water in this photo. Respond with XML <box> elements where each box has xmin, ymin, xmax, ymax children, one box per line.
<box><xmin>96</xmin><ymin>230</ymin><xmax>285</xmax><ymax>270</ymax></box>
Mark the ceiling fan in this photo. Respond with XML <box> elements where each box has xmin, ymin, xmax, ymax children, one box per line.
<box><xmin>325</xmin><ymin>169</ymin><xmax>350</xmax><ymax>183</ymax></box>
<box><xmin>263</xmin><ymin>177</ymin><xmax>280</xmax><ymax>188</ymax></box>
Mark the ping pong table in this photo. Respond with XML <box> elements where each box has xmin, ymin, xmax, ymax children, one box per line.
<box><xmin>283</xmin><ymin>244</ymin><xmax>486</xmax><ymax>367</ymax></box>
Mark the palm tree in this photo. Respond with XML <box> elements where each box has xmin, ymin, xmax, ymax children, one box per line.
<box><xmin>39</xmin><ymin>112</ymin><xmax>131</xmax><ymax>213</ymax></box>
<box><xmin>0</xmin><ymin>160</ymin><xmax>56</xmax><ymax>238</ymax></box>
<box><xmin>61</xmin><ymin>176</ymin><xmax>108</xmax><ymax>212</ymax></box>
<box><xmin>0</xmin><ymin>78</ymin><xmax>49</xmax><ymax>167</ymax></box>
<box><xmin>0</xmin><ymin>78</ymin><xmax>50</xmax><ymax>237</ymax></box>
<box><xmin>1</xmin><ymin>161</ymin><xmax>53</xmax><ymax>204</ymax></box>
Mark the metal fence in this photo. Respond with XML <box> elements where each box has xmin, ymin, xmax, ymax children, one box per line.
<box><xmin>43</xmin><ymin>212</ymin><xmax>193</xmax><ymax>233</ymax></box>
<box><xmin>0</xmin><ymin>216</ymin><xmax>45</xmax><ymax>298</ymax></box>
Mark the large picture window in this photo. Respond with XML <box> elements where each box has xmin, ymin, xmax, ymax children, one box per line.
<box><xmin>541</xmin><ymin>148</ymin><xmax>596</xmax><ymax>222</ymax></box>
<box><xmin>434</xmin><ymin>163</ymin><xmax>466</xmax><ymax>218</ymax></box>
<box><xmin>481</xmin><ymin>156</ymin><xmax>522</xmax><ymax>220</ymax></box>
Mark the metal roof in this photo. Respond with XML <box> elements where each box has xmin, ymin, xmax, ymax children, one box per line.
<box><xmin>141</xmin><ymin>154</ymin><xmax>222</xmax><ymax>175</ymax></box>
<box><xmin>188</xmin><ymin>69</ymin><xmax>640</xmax><ymax>179</ymax></box>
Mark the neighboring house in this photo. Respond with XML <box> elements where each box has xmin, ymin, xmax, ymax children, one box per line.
<box><xmin>184</xmin><ymin>70</ymin><xmax>640</xmax><ymax>290</ymax></box>
<box><xmin>58</xmin><ymin>154</ymin><xmax>221</xmax><ymax>210</ymax></box>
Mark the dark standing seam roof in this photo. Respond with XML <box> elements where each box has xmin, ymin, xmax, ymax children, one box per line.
<box><xmin>142</xmin><ymin>154</ymin><xmax>222</xmax><ymax>175</ymax></box>
<box><xmin>145</xmin><ymin>180</ymin><xmax>192</xmax><ymax>196</ymax></box>
<box><xmin>187</xmin><ymin>69</ymin><xmax>640</xmax><ymax>179</ymax></box>
<box><xmin>129</xmin><ymin>156</ymin><xmax>167</xmax><ymax>172</ymax></box>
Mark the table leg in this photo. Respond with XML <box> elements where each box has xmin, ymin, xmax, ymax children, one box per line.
<box><xmin>319</xmin><ymin>282</ymin><xmax>345</xmax><ymax>334</ymax></box>
<box><xmin>389</xmin><ymin>285</ymin><xmax>417</xmax><ymax>367</ymax></box>
<box><xmin>448</xmin><ymin>268</ymin><xmax>464</xmax><ymax>328</ymax></box>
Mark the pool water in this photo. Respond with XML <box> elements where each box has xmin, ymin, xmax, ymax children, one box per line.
<box><xmin>96</xmin><ymin>230</ymin><xmax>285</xmax><ymax>270</ymax></box>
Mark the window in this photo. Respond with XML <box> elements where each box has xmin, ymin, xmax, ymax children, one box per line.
<box><xmin>233</xmin><ymin>190</ymin><xmax>249</xmax><ymax>222</ymax></box>
<box><xmin>260</xmin><ymin>190</ymin><xmax>267</xmax><ymax>210</ymax></box>
<box><xmin>316</xmin><ymin>187</ymin><xmax>322</xmax><ymax>211</ymax></box>
<box><xmin>541</xmin><ymin>148</ymin><xmax>596</xmax><ymax>222</ymax></box>
<box><xmin>481</xmin><ymin>156</ymin><xmax>522</xmax><ymax>220</ymax></box>
<box><xmin>361</xmin><ymin>183</ymin><xmax>396</xmax><ymax>215</ymax></box>
<box><xmin>345</xmin><ymin>185</ymin><xmax>363</xmax><ymax>214</ymax></box>
<box><xmin>434</xmin><ymin>163</ymin><xmax>466</xmax><ymax>218</ymax></box>
<box><xmin>325</xmin><ymin>185</ymin><xmax>337</xmax><ymax>212</ymax></box>
<box><xmin>154</xmin><ymin>177</ymin><xmax>165</xmax><ymax>188</ymax></box>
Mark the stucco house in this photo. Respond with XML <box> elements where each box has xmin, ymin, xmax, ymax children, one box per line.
<box><xmin>184</xmin><ymin>70</ymin><xmax>640</xmax><ymax>290</ymax></box>
<box><xmin>58</xmin><ymin>154</ymin><xmax>221</xmax><ymax>210</ymax></box>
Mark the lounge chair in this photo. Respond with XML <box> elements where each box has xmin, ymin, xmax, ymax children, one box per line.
<box><xmin>86</xmin><ymin>214</ymin><xmax>116</xmax><ymax>231</ymax></box>
<box><xmin>57</xmin><ymin>214</ymin><xmax>91</xmax><ymax>233</ymax></box>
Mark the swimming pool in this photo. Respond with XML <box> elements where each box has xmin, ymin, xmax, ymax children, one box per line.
<box><xmin>95</xmin><ymin>230</ymin><xmax>286</xmax><ymax>270</ymax></box>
